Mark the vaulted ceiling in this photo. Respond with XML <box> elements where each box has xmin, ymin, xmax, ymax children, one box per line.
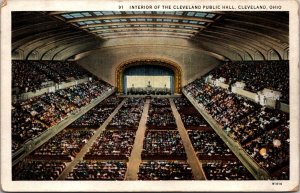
<box><xmin>12</xmin><ymin>11</ymin><xmax>289</xmax><ymax>61</ymax></box>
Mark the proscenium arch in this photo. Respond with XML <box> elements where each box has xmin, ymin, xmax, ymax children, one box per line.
<box><xmin>116</xmin><ymin>58</ymin><xmax>182</xmax><ymax>94</ymax></box>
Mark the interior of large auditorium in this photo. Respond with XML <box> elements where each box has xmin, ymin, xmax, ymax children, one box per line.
<box><xmin>10</xmin><ymin>10</ymin><xmax>290</xmax><ymax>181</ymax></box>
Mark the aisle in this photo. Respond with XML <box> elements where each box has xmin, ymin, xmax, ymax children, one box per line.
<box><xmin>169</xmin><ymin>98</ymin><xmax>207</xmax><ymax>180</ymax></box>
<box><xmin>57</xmin><ymin>99</ymin><xmax>126</xmax><ymax>180</ymax></box>
<box><xmin>125</xmin><ymin>99</ymin><xmax>150</xmax><ymax>180</ymax></box>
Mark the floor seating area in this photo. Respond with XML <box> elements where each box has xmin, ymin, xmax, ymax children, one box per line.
<box><xmin>108</xmin><ymin>98</ymin><xmax>144</xmax><ymax>130</ymax></box>
<box><xmin>142</xmin><ymin>130</ymin><xmax>186</xmax><ymax>160</ymax></box>
<box><xmin>70</xmin><ymin>95</ymin><xmax>123</xmax><ymax>128</ymax></box>
<box><xmin>203</xmin><ymin>161</ymin><xmax>255</xmax><ymax>180</ymax></box>
<box><xmin>146</xmin><ymin>98</ymin><xmax>176</xmax><ymax>130</ymax></box>
<box><xmin>13</xmin><ymin>160</ymin><xmax>67</xmax><ymax>180</ymax></box>
<box><xmin>28</xmin><ymin>128</ymin><xmax>95</xmax><ymax>161</ymax></box>
<box><xmin>138</xmin><ymin>161</ymin><xmax>194</xmax><ymax>180</ymax></box>
<box><xmin>84</xmin><ymin>130</ymin><xmax>136</xmax><ymax>160</ymax></box>
<box><xmin>67</xmin><ymin>160</ymin><xmax>127</xmax><ymax>180</ymax></box>
<box><xmin>174</xmin><ymin>97</ymin><xmax>210</xmax><ymax>130</ymax></box>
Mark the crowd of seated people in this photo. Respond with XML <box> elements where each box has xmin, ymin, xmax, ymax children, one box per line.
<box><xmin>108</xmin><ymin>98</ymin><xmax>144</xmax><ymax>130</ymax></box>
<box><xmin>184</xmin><ymin>77</ymin><xmax>290</xmax><ymax>180</ymax></box>
<box><xmin>12</xmin><ymin>60</ymin><xmax>93</xmax><ymax>94</ymax></box>
<box><xmin>188</xmin><ymin>131</ymin><xmax>236</xmax><ymax>160</ymax></box>
<box><xmin>70</xmin><ymin>107</ymin><xmax>116</xmax><ymax>128</ymax></box>
<box><xmin>203</xmin><ymin>161</ymin><xmax>254</xmax><ymax>180</ymax></box>
<box><xmin>16</xmin><ymin>80</ymin><xmax>111</xmax><ymax>126</ymax></box>
<box><xmin>20</xmin><ymin>97</ymin><xmax>63</xmax><ymax>127</ymax></box>
<box><xmin>29</xmin><ymin>129</ymin><xmax>94</xmax><ymax>161</ymax></box>
<box><xmin>100</xmin><ymin>95</ymin><xmax>124</xmax><ymax>107</ymax></box>
<box><xmin>12</xmin><ymin>108</ymin><xmax>48</xmax><ymax>153</ymax></box>
<box><xmin>70</xmin><ymin>96</ymin><xmax>123</xmax><ymax>128</ymax></box>
<box><xmin>31</xmin><ymin>61</ymin><xmax>64</xmax><ymax>83</ymax></box>
<box><xmin>127</xmin><ymin>87</ymin><xmax>171</xmax><ymax>95</ymax></box>
<box><xmin>138</xmin><ymin>161</ymin><xmax>193</xmax><ymax>180</ymax></box>
<box><xmin>174</xmin><ymin>97</ymin><xmax>209</xmax><ymax>129</ymax></box>
<box><xmin>142</xmin><ymin>131</ymin><xmax>186</xmax><ymax>159</ymax></box>
<box><xmin>226</xmin><ymin>107</ymin><xmax>288</xmax><ymax>146</ymax></box>
<box><xmin>150</xmin><ymin>98</ymin><xmax>170</xmax><ymax>107</ymax></box>
<box><xmin>12</xmin><ymin>160</ymin><xmax>66</xmax><ymax>180</ymax></box>
<box><xmin>208</xmin><ymin>61</ymin><xmax>289</xmax><ymax>103</ymax></box>
<box><xmin>40</xmin><ymin>92</ymin><xmax>77</xmax><ymax>117</ymax></box>
<box><xmin>242</xmin><ymin>121</ymin><xmax>289</xmax><ymax>178</ymax></box>
<box><xmin>84</xmin><ymin>130</ymin><xmax>135</xmax><ymax>160</ymax></box>
<box><xmin>148</xmin><ymin>106</ymin><xmax>172</xmax><ymax>115</ymax></box>
<box><xmin>146</xmin><ymin>113</ymin><xmax>176</xmax><ymax>130</ymax></box>
<box><xmin>12</xmin><ymin>60</ymin><xmax>49</xmax><ymax>93</ymax></box>
<box><xmin>12</xmin><ymin>79</ymin><xmax>112</xmax><ymax>153</ymax></box>
<box><xmin>67</xmin><ymin>161</ymin><xmax>127</xmax><ymax>180</ymax></box>
<box><xmin>147</xmin><ymin>98</ymin><xmax>176</xmax><ymax>130</ymax></box>
<box><xmin>57</xmin><ymin>80</ymin><xmax>112</xmax><ymax>108</ymax></box>
<box><xmin>173</xmin><ymin>97</ymin><xmax>193</xmax><ymax>110</ymax></box>
<box><xmin>184</xmin><ymin>79</ymin><xmax>258</xmax><ymax>127</ymax></box>
<box><xmin>40</xmin><ymin>61</ymin><xmax>91</xmax><ymax>80</ymax></box>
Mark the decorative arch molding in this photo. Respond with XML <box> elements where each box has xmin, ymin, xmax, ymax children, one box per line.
<box><xmin>254</xmin><ymin>51</ymin><xmax>265</xmax><ymax>60</ymax></box>
<box><xmin>268</xmin><ymin>49</ymin><xmax>282</xmax><ymax>60</ymax></box>
<box><xmin>12</xmin><ymin>48</ymin><xmax>24</xmax><ymax>60</ymax></box>
<box><xmin>283</xmin><ymin>48</ymin><xmax>289</xmax><ymax>60</ymax></box>
<box><xmin>27</xmin><ymin>50</ymin><xmax>40</xmax><ymax>60</ymax></box>
<box><xmin>115</xmin><ymin>58</ymin><xmax>182</xmax><ymax>94</ymax></box>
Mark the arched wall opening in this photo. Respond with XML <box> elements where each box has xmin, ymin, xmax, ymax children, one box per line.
<box><xmin>123</xmin><ymin>65</ymin><xmax>175</xmax><ymax>94</ymax></box>
<box><xmin>115</xmin><ymin>58</ymin><xmax>182</xmax><ymax>94</ymax></box>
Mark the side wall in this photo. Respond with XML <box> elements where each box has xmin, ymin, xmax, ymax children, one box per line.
<box><xmin>76</xmin><ymin>37</ymin><xmax>222</xmax><ymax>87</ymax></box>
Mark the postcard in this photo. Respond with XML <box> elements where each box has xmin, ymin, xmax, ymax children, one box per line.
<box><xmin>1</xmin><ymin>0</ymin><xmax>299</xmax><ymax>192</ymax></box>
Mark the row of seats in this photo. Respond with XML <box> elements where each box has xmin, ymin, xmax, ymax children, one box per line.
<box><xmin>146</xmin><ymin>98</ymin><xmax>176</xmax><ymax>130</ymax></box>
<box><xmin>173</xmin><ymin>97</ymin><xmax>209</xmax><ymax>129</ymax></box>
<box><xmin>67</xmin><ymin>160</ymin><xmax>127</xmax><ymax>180</ymax></box>
<box><xmin>84</xmin><ymin>130</ymin><xmax>136</xmax><ymax>160</ymax></box>
<box><xmin>108</xmin><ymin>98</ymin><xmax>144</xmax><ymax>130</ymax></box>
<box><xmin>12</xmin><ymin>160</ymin><xmax>66</xmax><ymax>180</ymax></box>
<box><xmin>142</xmin><ymin>131</ymin><xmax>186</xmax><ymax>160</ymax></box>
<box><xmin>70</xmin><ymin>96</ymin><xmax>123</xmax><ymax>128</ymax></box>
<box><xmin>29</xmin><ymin>129</ymin><xmax>95</xmax><ymax>161</ymax></box>
<box><xmin>188</xmin><ymin>130</ymin><xmax>236</xmax><ymax>160</ymax></box>
<box><xmin>138</xmin><ymin>161</ymin><xmax>194</xmax><ymax>180</ymax></box>
<box><xmin>203</xmin><ymin>161</ymin><xmax>255</xmax><ymax>180</ymax></box>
